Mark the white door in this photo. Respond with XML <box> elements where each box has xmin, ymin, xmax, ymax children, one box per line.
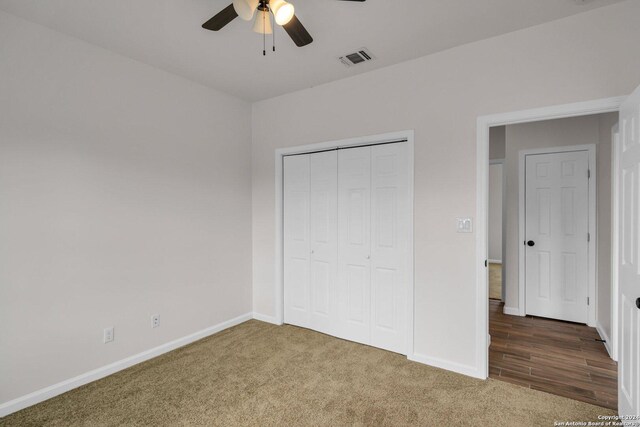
<box><xmin>285</xmin><ymin>142</ymin><xmax>411</xmax><ymax>356</ymax></box>
<box><xmin>525</xmin><ymin>150</ymin><xmax>589</xmax><ymax>323</ymax></box>
<box><xmin>370</xmin><ymin>143</ymin><xmax>410</xmax><ymax>353</ymax></box>
<box><xmin>618</xmin><ymin>84</ymin><xmax>640</xmax><ymax>417</ymax></box>
<box><xmin>284</xmin><ymin>154</ymin><xmax>310</xmax><ymax>328</ymax></box>
<box><xmin>284</xmin><ymin>151</ymin><xmax>338</xmax><ymax>334</ymax></box>
<box><xmin>309</xmin><ymin>151</ymin><xmax>338</xmax><ymax>335</ymax></box>
<box><xmin>337</xmin><ymin>146</ymin><xmax>372</xmax><ymax>345</ymax></box>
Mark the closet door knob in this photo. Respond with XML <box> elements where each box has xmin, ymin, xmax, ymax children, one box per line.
<box><xmin>366</xmin><ymin>255</ymin><xmax>370</xmax><ymax>260</ymax></box>
<box><xmin>527</xmin><ymin>240</ymin><xmax>535</xmax><ymax>247</ymax></box>
<box><xmin>636</xmin><ymin>298</ymin><xmax>640</xmax><ymax>309</ymax></box>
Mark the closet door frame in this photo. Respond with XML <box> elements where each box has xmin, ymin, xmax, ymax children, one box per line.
<box><xmin>275</xmin><ymin>130</ymin><xmax>415</xmax><ymax>357</ymax></box>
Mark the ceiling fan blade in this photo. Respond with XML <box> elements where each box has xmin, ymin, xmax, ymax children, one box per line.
<box><xmin>202</xmin><ymin>4</ymin><xmax>238</xmax><ymax>31</ymax></box>
<box><xmin>283</xmin><ymin>15</ymin><xmax>313</xmax><ymax>47</ymax></box>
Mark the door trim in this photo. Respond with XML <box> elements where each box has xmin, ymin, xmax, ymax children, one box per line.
<box><xmin>518</xmin><ymin>144</ymin><xmax>597</xmax><ymax>326</ymax></box>
<box><xmin>476</xmin><ymin>96</ymin><xmax>624</xmax><ymax>379</ymax></box>
<box><xmin>274</xmin><ymin>130</ymin><xmax>415</xmax><ymax>357</ymax></box>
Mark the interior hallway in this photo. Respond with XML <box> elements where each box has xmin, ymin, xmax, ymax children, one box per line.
<box><xmin>489</xmin><ymin>300</ymin><xmax>617</xmax><ymax>410</ymax></box>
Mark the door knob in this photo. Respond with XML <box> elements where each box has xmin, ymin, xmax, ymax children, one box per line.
<box><xmin>527</xmin><ymin>240</ymin><xmax>535</xmax><ymax>247</ymax></box>
<box><xmin>366</xmin><ymin>255</ymin><xmax>371</xmax><ymax>260</ymax></box>
<box><xmin>636</xmin><ymin>298</ymin><xmax>640</xmax><ymax>309</ymax></box>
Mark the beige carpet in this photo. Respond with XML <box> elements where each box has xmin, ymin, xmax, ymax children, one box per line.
<box><xmin>489</xmin><ymin>262</ymin><xmax>502</xmax><ymax>300</ymax></box>
<box><xmin>1</xmin><ymin>320</ymin><xmax>615</xmax><ymax>426</ymax></box>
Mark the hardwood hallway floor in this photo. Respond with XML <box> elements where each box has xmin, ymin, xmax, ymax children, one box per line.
<box><xmin>489</xmin><ymin>300</ymin><xmax>618</xmax><ymax>410</ymax></box>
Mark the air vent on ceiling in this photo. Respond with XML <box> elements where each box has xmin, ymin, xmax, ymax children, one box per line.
<box><xmin>339</xmin><ymin>48</ymin><xmax>375</xmax><ymax>67</ymax></box>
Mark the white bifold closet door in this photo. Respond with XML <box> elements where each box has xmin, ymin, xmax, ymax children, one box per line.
<box><xmin>337</xmin><ymin>144</ymin><xmax>410</xmax><ymax>353</ymax></box>
<box><xmin>283</xmin><ymin>151</ymin><xmax>337</xmax><ymax>337</ymax></box>
<box><xmin>337</xmin><ymin>146</ymin><xmax>372</xmax><ymax>345</ymax></box>
<box><xmin>284</xmin><ymin>142</ymin><xmax>409</xmax><ymax>355</ymax></box>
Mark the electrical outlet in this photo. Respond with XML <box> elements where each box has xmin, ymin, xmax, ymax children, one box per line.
<box><xmin>151</xmin><ymin>314</ymin><xmax>160</xmax><ymax>328</ymax></box>
<box><xmin>103</xmin><ymin>327</ymin><xmax>114</xmax><ymax>344</ymax></box>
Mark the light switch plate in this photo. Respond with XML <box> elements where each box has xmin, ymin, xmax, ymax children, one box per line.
<box><xmin>456</xmin><ymin>217</ymin><xmax>473</xmax><ymax>233</ymax></box>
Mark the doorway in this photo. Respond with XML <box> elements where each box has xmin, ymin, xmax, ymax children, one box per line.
<box><xmin>480</xmin><ymin>104</ymin><xmax>621</xmax><ymax>410</ymax></box>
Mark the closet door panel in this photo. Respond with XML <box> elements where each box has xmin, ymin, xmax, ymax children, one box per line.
<box><xmin>286</xmin><ymin>142</ymin><xmax>409</xmax><ymax>356</ymax></box>
<box><xmin>283</xmin><ymin>155</ymin><xmax>310</xmax><ymax>328</ymax></box>
<box><xmin>337</xmin><ymin>146</ymin><xmax>372</xmax><ymax>344</ymax></box>
<box><xmin>370</xmin><ymin>143</ymin><xmax>409</xmax><ymax>354</ymax></box>
<box><xmin>309</xmin><ymin>151</ymin><xmax>338</xmax><ymax>335</ymax></box>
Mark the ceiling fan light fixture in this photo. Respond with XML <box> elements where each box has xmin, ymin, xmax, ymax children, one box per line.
<box><xmin>252</xmin><ymin>10</ymin><xmax>273</xmax><ymax>34</ymax></box>
<box><xmin>233</xmin><ymin>0</ymin><xmax>259</xmax><ymax>21</ymax></box>
<box><xmin>270</xmin><ymin>0</ymin><xmax>295</xmax><ymax>25</ymax></box>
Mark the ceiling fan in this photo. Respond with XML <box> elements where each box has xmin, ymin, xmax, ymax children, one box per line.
<box><xmin>202</xmin><ymin>0</ymin><xmax>366</xmax><ymax>51</ymax></box>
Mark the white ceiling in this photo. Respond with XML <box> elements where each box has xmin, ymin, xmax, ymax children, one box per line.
<box><xmin>0</xmin><ymin>0</ymin><xmax>624</xmax><ymax>101</ymax></box>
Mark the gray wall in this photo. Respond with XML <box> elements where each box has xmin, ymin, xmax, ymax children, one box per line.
<box><xmin>597</xmin><ymin>113</ymin><xmax>619</xmax><ymax>343</ymax></box>
<box><xmin>0</xmin><ymin>10</ymin><xmax>253</xmax><ymax>404</ymax></box>
<box><xmin>488</xmin><ymin>163</ymin><xmax>504</xmax><ymax>262</ymax></box>
<box><xmin>489</xmin><ymin>126</ymin><xmax>507</xmax><ymax>264</ymax></box>
<box><xmin>490</xmin><ymin>127</ymin><xmax>506</xmax><ymax>160</ymax></box>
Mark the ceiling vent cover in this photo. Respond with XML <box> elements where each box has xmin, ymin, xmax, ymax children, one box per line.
<box><xmin>339</xmin><ymin>48</ymin><xmax>375</xmax><ymax>67</ymax></box>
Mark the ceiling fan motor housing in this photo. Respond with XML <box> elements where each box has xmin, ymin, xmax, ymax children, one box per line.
<box><xmin>203</xmin><ymin>0</ymin><xmax>366</xmax><ymax>48</ymax></box>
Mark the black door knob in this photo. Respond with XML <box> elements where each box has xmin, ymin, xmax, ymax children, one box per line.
<box><xmin>636</xmin><ymin>298</ymin><xmax>640</xmax><ymax>309</ymax></box>
<box><xmin>527</xmin><ymin>240</ymin><xmax>535</xmax><ymax>247</ymax></box>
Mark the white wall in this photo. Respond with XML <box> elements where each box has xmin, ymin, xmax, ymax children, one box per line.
<box><xmin>503</xmin><ymin>114</ymin><xmax>616</xmax><ymax>320</ymax></box>
<box><xmin>488</xmin><ymin>164</ymin><xmax>504</xmax><ymax>262</ymax></box>
<box><xmin>0</xmin><ymin>10</ymin><xmax>252</xmax><ymax>406</ymax></box>
<box><xmin>251</xmin><ymin>0</ymin><xmax>640</xmax><ymax>374</ymax></box>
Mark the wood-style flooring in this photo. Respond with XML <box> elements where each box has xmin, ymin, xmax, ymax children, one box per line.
<box><xmin>489</xmin><ymin>299</ymin><xmax>618</xmax><ymax>410</ymax></box>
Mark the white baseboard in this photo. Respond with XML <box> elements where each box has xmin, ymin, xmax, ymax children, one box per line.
<box><xmin>252</xmin><ymin>312</ymin><xmax>281</xmax><ymax>325</ymax></box>
<box><xmin>488</xmin><ymin>259</ymin><xmax>502</xmax><ymax>264</ymax></box>
<box><xmin>408</xmin><ymin>352</ymin><xmax>483</xmax><ymax>380</ymax></box>
<box><xmin>0</xmin><ymin>312</ymin><xmax>253</xmax><ymax>418</ymax></box>
<box><xmin>503</xmin><ymin>306</ymin><xmax>522</xmax><ymax>316</ymax></box>
<box><xmin>595</xmin><ymin>322</ymin><xmax>614</xmax><ymax>360</ymax></box>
